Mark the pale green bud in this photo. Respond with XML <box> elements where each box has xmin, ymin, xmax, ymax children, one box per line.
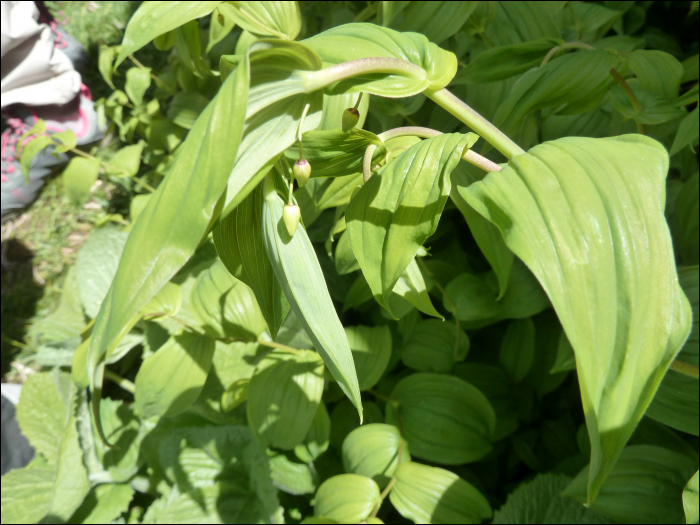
<box><xmin>283</xmin><ymin>203</ymin><xmax>301</xmax><ymax>237</ymax></box>
<box><xmin>293</xmin><ymin>158</ymin><xmax>311</xmax><ymax>187</ymax></box>
<box><xmin>342</xmin><ymin>107</ymin><xmax>360</xmax><ymax>132</ymax></box>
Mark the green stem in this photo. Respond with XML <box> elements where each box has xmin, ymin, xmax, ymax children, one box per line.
<box><xmin>426</xmin><ymin>88</ymin><xmax>525</xmax><ymax>159</ymax></box>
<box><xmin>104</xmin><ymin>369</ymin><xmax>135</xmax><ymax>394</ymax></box>
<box><xmin>353</xmin><ymin>92</ymin><xmax>364</xmax><ymax>110</ymax></box>
<box><xmin>609</xmin><ymin>67</ymin><xmax>646</xmax><ymax>135</ymax></box>
<box><xmin>69</xmin><ymin>147</ymin><xmax>156</xmax><ymax>193</ymax></box>
<box><xmin>306</xmin><ymin>57</ymin><xmax>426</xmax><ymax>93</ymax></box>
<box><xmin>541</xmin><ymin>42</ymin><xmax>595</xmax><ymax>66</ymax></box>
<box><xmin>370</xmin><ymin>476</ymin><xmax>397</xmax><ymax>518</ymax></box>
<box><xmin>670</xmin><ymin>359</ymin><xmax>700</xmax><ymax>379</ymax></box>
<box><xmin>257</xmin><ymin>339</ymin><xmax>305</xmax><ymax>356</ymax></box>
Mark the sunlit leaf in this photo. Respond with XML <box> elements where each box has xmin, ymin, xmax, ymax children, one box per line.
<box><xmin>247</xmin><ymin>350</ymin><xmax>324</xmax><ymax>449</ymax></box>
<box><xmin>64</xmin><ymin>157</ymin><xmax>100</xmax><ymax>206</ymax></box>
<box><xmin>390</xmin><ymin>462</ymin><xmax>492</xmax><ymax>524</ymax></box>
<box><xmin>346</xmin><ymin>133</ymin><xmax>476</xmax><ymax>316</ymax></box>
<box><xmin>294</xmin><ymin>402</ymin><xmax>330</xmax><ymax>463</ymax></box>
<box><xmin>684</xmin><ymin>471</ymin><xmax>699</xmax><ymax>525</ymax></box>
<box><xmin>224</xmin><ymin>1</ymin><xmax>301</xmax><ymax>40</ymax></box>
<box><xmin>345</xmin><ymin>325</ymin><xmax>392</xmax><ymax>391</ymax></box>
<box><xmin>262</xmin><ymin>179</ymin><xmax>362</xmax><ymax>419</ymax></box>
<box><xmin>342</xmin><ymin>424</ymin><xmax>410</xmax><ymax>488</ymax></box>
<box><xmin>464</xmin><ymin>135</ymin><xmax>693</xmax><ymax>502</ymax></box>
<box><xmin>68</xmin><ymin>484</ymin><xmax>134</xmax><ymax>525</ymax></box>
<box><xmin>314</xmin><ymin>474</ymin><xmax>380</xmax><ymax>523</ymax></box>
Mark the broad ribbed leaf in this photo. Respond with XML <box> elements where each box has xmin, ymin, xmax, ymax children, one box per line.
<box><xmin>314</xmin><ymin>474</ymin><xmax>381</xmax><ymax>523</ymax></box>
<box><xmin>393</xmin><ymin>258</ymin><xmax>443</xmax><ymax>318</ymax></box>
<box><xmin>397</xmin><ymin>1</ymin><xmax>477</xmax><ymax>44</ymax></box>
<box><xmin>141</xmin><ymin>282</ymin><xmax>181</xmax><ymax>318</ymax></box>
<box><xmin>345</xmin><ymin>325</ymin><xmax>392</xmax><ymax>390</ymax></box>
<box><xmin>342</xmin><ymin>424</ymin><xmax>410</xmax><ymax>488</ymax></box>
<box><xmin>224</xmin><ymin>1</ymin><xmax>301</xmax><ymax>40</ymax></box>
<box><xmin>116</xmin><ymin>1</ymin><xmax>223</xmax><ymax>66</ymax></box>
<box><xmin>627</xmin><ymin>49</ymin><xmax>684</xmax><ymax>100</ymax></box>
<box><xmin>463</xmin><ymin>135</ymin><xmax>692</xmax><ymax>503</ymax></box>
<box><xmin>499</xmin><ymin>319</ymin><xmax>536</xmax><ymax>383</ymax></box>
<box><xmin>685</xmin><ymin>471</ymin><xmax>699</xmax><ymax>525</ymax></box>
<box><xmin>135</xmin><ymin>332</ymin><xmax>216</xmax><ymax>418</ymax></box>
<box><xmin>303</xmin><ymin>23</ymin><xmax>458</xmax><ymax>96</ymax></box>
<box><xmin>191</xmin><ymin>259</ymin><xmax>268</xmax><ymax>339</ymax></box>
<box><xmin>64</xmin><ymin>157</ymin><xmax>100</xmax><ymax>206</ymax></box>
<box><xmin>319</xmin><ymin>92</ymin><xmax>370</xmax><ymax>131</ymax></box>
<box><xmin>262</xmin><ymin>179</ymin><xmax>362</xmax><ymax>419</ymax></box>
<box><xmin>93</xmin><ymin>398</ymin><xmax>142</xmax><ymax>482</ymax></box>
<box><xmin>87</xmin><ymin>56</ymin><xmax>249</xmax><ymax>443</ymax></box>
<box><xmin>68</xmin><ymin>484</ymin><xmax>134</xmax><ymax>525</ymax></box>
<box><xmin>564</xmin><ymin>445</ymin><xmax>696</xmax><ymax>524</ymax></box>
<box><xmin>214</xmin><ymin>183</ymin><xmax>289</xmax><ymax>338</ymax></box>
<box><xmin>402</xmin><ymin>319</ymin><xmax>469</xmax><ymax>373</ymax></box>
<box><xmin>387</xmin><ymin>373</ymin><xmax>496</xmax><ymax>465</ymax></box>
<box><xmin>671</xmin><ymin>107</ymin><xmax>700</xmax><ymax>156</ymax></box>
<box><xmin>390</xmin><ymin>462</ymin><xmax>492</xmax><ymax>524</ymax></box>
<box><xmin>269</xmin><ymin>451</ymin><xmax>318</xmax><ymax>495</ymax></box>
<box><xmin>647</xmin><ymin>266</ymin><xmax>698</xmax><ymax>435</ymax></box>
<box><xmin>4</xmin><ymin>370</ymin><xmax>90</xmax><ymax>524</ymax></box>
<box><xmin>247</xmin><ymin>350</ymin><xmax>324</xmax><ymax>449</ymax></box>
<box><xmin>453</xmin><ymin>38</ymin><xmax>563</xmax><ymax>84</ymax></box>
<box><xmin>294</xmin><ymin>402</ymin><xmax>330</xmax><ymax>463</ymax></box>
<box><xmin>346</xmin><ymin>133</ymin><xmax>475</xmax><ymax>316</ymax></box>
<box><xmin>493</xmin><ymin>50</ymin><xmax>623</xmax><ymax>137</ymax></box>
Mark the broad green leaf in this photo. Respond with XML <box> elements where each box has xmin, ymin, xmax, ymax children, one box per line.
<box><xmin>453</xmin><ymin>38</ymin><xmax>563</xmax><ymax>84</ymax></box>
<box><xmin>269</xmin><ymin>451</ymin><xmax>318</xmax><ymax>495</ymax></box>
<box><xmin>345</xmin><ymin>325</ymin><xmax>392</xmax><ymax>390</ymax></box>
<box><xmin>19</xmin><ymin>135</ymin><xmax>53</xmax><ymax>184</ymax></box>
<box><xmin>87</xmin><ymin>58</ymin><xmax>249</xmax><ymax>443</ymax></box>
<box><xmin>627</xmin><ymin>49</ymin><xmax>684</xmax><ymax>100</ymax></box>
<box><xmin>564</xmin><ymin>445</ymin><xmax>696</xmax><ymax>524</ymax></box>
<box><xmin>392</xmin><ymin>258</ymin><xmax>443</xmax><ymax>318</ymax></box>
<box><xmin>310</xmin><ymin>174</ymin><xmax>364</xmax><ymax>211</ymax></box>
<box><xmin>454</xmin><ymin>363</ymin><xmax>519</xmax><ymax>441</ymax></box>
<box><xmin>647</xmin><ymin>266</ymin><xmax>698</xmax><ymax>435</ymax></box>
<box><xmin>397</xmin><ymin>1</ymin><xmax>477</xmax><ymax>44</ymax></box>
<box><xmin>685</xmin><ymin>471</ymin><xmax>699</xmax><ymax>525</ymax></box>
<box><xmin>142</xmin><ymin>281</ymin><xmax>182</xmax><ymax>318</ymax></box>
<box><xmin>51</xmin><ymin>129</ymin><xmax>77</xmax><ymax>154</ymax></box>
<box><xmin>125</xmin><ymin>67</ymin><xmax>151</xmax><ymax>106</ymax></box>
<box><xmin>294</xmin><ymin>402</ymin><xmax>330</xmax><ymax>463</ymax></box>
<box><xmin>331</xmin><ymin>400</ymin><xmax>384</xmax><ymax>450</ymax></box>
<box><xmin>499</xmin><ymin>319</ymin><xmax>536</xmax><ymax>383</ymax></box>
<box><xmin>224</xmin><ymin>1</ymin><xmax>301</xmax><ymax>40</ymax></box>
<box><xmin>320</xmin><ymin>92</ymin><xmax>370</xmax><ymax>131</ymax></box>
<box><xmin>346</xmin><ymin>133</ymin><xmax>475</xmax><ymax>316</ymax></box>
<box><xmin>443</xmin><ymin>272</ymin><xmax>499</xmax><ymax>321</ymax></box>
<box><xmin>93</xmin><ymin>398</ymin><xmax>143</xmax><ymax>482</ymax></box>
<box><xmin>334</xmin><ymin>230</ymin><xmax>360</xmax><ymax>275</ymax></box>
<box><xmin>401</xmin><ymin>319</ymin><xmax>469</xmax><ymax>373</ymax></box>
<box><xmin>29</xmin><ymin>266</ymin><xmax>85</xmax><ymax>343</ymax></box>
<box><xmin>262</xmin><ymin>180</ymin><xmax>362</xmax><ymax>419</ymax></box>
<box><xmin>175</xmin><ymin>21</ymin><xmax>211</xmax><ymax>79</ymax></box>
<box><xmin>484</xmin><ymin>2</ymin><xmax>563</xmax><ymax>46</ymax></box>
<box><xmin>214</xmin><ymin>183</ymin><xmax>289</xmax><ymax>338</ymax></box>
<box><xmin>609</xmin><ymin>82</ymin><xmax>686</xmax><ymax>125</ymax></box>
<box><xmin>221</xmin><ymin>40</ymin><xmax>324</xmax><ymax>215</ymax></box>
<box><xmin>5</xmin><ymin>370</ymin><xmax>90</xmax><ymax>524</ymax></box>
<box><xmin>667</xmin><ymin>174</ymin><xmax>699</xmax><ymax>265</ymax></box>
<box><xmin>221</xmin><ymin>378</ymin><xmax>250</xmax><ymax>412</ymax></box>
<box><xmin>106</xmin><ymin>143</ymin><xmax>143</xmax><ymax>178</ymax></box>
<box><xmin>116</xmin><ymin>2</ymin><xmax>223</xmax><ymax>66</ymax></box>
<box><xmin>303</xmin><ymin>23</ymin><xmax>458</xmax><ymax>96</ymax></box>
<box><xmin>494</xmin><ymin>50</ymin><xmax>623</xmax><ymax>137</ymax></box>
<box><xmin>75</xmin><ymin>227</ymin><xmax>128</xmax><ymax>319</ymax></box>
<box><xmin>247</xmin><ymin>350</ymin><xmax>324</xmax><ymax>449</ymax></box>
<box><xmin>314</xmin><ymin>474</ymin><xmax>381</xmax><ymax>523</ymax></box>
<box><xmin>98</xmin><ymin>45</ymin><xmax>116</xmax><ymax>89</ymax></box>
<box><xmin>464</xmin><ymin>134</ymin><xmax>692</xmax><ymax>502</ymax></box>
<box><xmin>671</xmin><ymin>107</ymin><xmax>700</xmax><ymax>156</ymax></box>
<box><xmin>284</xmin><ymin>128</ymin><xmax>384</xmax><ymax>179</ymax></box>
<box><xmin>566</xmin><ymin>2</ymin><xmax>623</xmax><ymax>40</ymax></box>
<box><xmin>207</xmin><ymin>3</ymin><xmax>237</xmax><ymax>53</ymax></box>
<box><xmin>550</xmin><ymin>332</ymin><xmax>577</xmax><ymax>374</ymax></box>
<box><xmin>63</xmin><ymin>157</ymin><xmax>100</xmax><ymax>206</ymax></box>
<box><xmin>190</xmin><ymin>259</ymin><xmax>268</xmax><ymax>339</ymax></box>
<box><xmin>492</xmin><ymin>473</ymin><xmax>609</xmax><ymax>524</ymax></box>
<box><xmin>387</xmin><ymin>373</ymin><xmax>496</xmax><ymax>464</ymax></box>
<box><xmin>68</xmin><ymin>484</ymin><xmax>134</xmax><ymax>525</ymax></box>
<box><xmin>135</xmin><ymin>332</ymin><xmax>216</xmax><ymax>418</ymax></box>
<box><xmin>390</xmin><ymin>462</ymin><xmax>492</xmax><ymax>524</ymax></box>
<box><xmin>166</xmin><ymin>92</ymin><xmax>210</xmax><ymax>130</ymax></box>
<box><xmin>342</xmin><ymin>424</ymin><xmax>410</xmax><ymax>488</ymax></box>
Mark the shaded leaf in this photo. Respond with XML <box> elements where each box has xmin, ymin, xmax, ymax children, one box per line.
<box><xmin>401</xmin><ymin>319</ymin><xmax>469</xmax><ymax>373</ymax></box>
<box><xmin>499</xmin><ymin>318</ymin><xmax>536</xmax><ymax>383</ymax></box>
<box><xmin>345</xmin><ymin>325</ymin><xmax>392</xmax><ymax>391</ymax></box>
<box><xmin>68</xmin><ymin>484</ymin><xmax>134</xmax><ymax>525</ymax></box>
<box><xmin>294</xmin><ymin>402</ymin><xmax>330</xmax><ymax>463</ymax></box>
<box><xmin>627</xmin><ymin>49</ymin><xmax>684</xmax><ymax>100</ymax></box>
<box><xmin>397</xmin><ymin>1</ymin><xmax>477</xmax><ymax>44</ymax></box>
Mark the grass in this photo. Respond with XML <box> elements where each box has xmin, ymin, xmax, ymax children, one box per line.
<box><xmin>1</xmin><ymin>2</ymin><xmax>139</xmax><ymax>380</ymax></box>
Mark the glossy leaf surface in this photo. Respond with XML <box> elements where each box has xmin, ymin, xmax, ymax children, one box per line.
<box><xmin>390</xmin><ymin>462</ymin><xmax>492</xmax><ymax>524</ymax></box>
<box><xmin>347</xmin><ymin>133</ymin><xmax>475</xmax><ymax>316</ymax></box>
<box><xmin>464</xmin><ymin>134</ymin><xmax>692</xmax><ymax>502</ymax></box>
<box><xmin>262</xmin><ymin>182</ymin><xmax>362</xmax><ymax>419</ymax></box>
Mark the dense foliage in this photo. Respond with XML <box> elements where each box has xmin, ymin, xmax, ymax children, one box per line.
<box><xmin>2</xmin><ymin>1</ymin><xmax>699</xmax><ymax>524</ymax></box>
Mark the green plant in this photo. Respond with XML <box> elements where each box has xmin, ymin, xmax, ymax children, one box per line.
<box><xmin>2</xmin><ymin>2</ymin><xmax>698</xmax><ymax>524</ymax></box>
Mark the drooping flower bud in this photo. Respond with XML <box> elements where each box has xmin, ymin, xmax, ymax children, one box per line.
<box><xmin>293</xmin><ymin>158</ymin><xmax>311</xmax><ymax>187</ymax></box>
<box><xmin>283</xmin><ymin>203</ymin><xmax>301</xmax><ymax>237</ymax></box>
<box><xmin>342</xmin><ymin>107</ymin><xmax>360</xmax><ymax>132</ymax></box>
